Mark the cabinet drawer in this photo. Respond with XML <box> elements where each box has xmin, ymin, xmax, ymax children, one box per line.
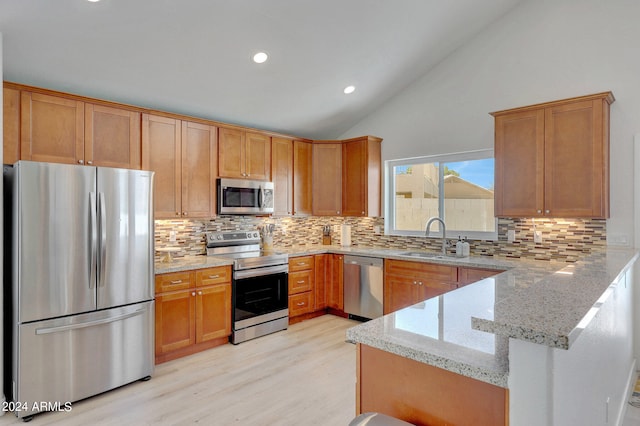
<box><xmin>289</xmin><ymin>255</ymin><xmax>314</xmax><ymax>272</ymax></box>
<box><xmin>289</xmin><ymin>291</ymin><xmax>314</xmax><ymax>317</ymax></box>
<box><xmin>155</xmin><ymin>271</ymin><xmax>193</xmax><ymax>293</ymax></box>
<box><xmin>289</xmin><ymin>270</ymin><xmax>314</xmax><ymax>295</ymax></box>
<box><xmin>196</xmin><ymin>266</ymin><xmax>232</xmax><ymax>287</ymax></box>
<box><xmin>385</xmin><ymin>259</ymin><xmax>458</xmax><ymax>283</ymax></box>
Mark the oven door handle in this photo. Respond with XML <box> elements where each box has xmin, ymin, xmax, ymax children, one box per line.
<box><xmin>258</xmin><ymin>184</ymin><xmax>265</xmax><ymax>209</ymax></box>
<box><xmin>234</xmin><ymin>264</ymin><xmax>289</xmax><ymax>280</ymax></box>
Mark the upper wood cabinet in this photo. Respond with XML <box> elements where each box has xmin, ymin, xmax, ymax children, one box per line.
<box><xmin>493</xmin><ymin>92</ymin><xmax>613</xmax><ymax>218</ymax></box>
<box><xmin>3</xmin><ymin>87</ymin><xmax>20</xmax><ymax>165</ymax></box>
<box><xmin>312</xmin><ymin>137</ymin><xmax>382</xmax><ymax>217</ymax></box>
<box><xmin>142</xmin><ymin>114</ymin><xmax>217</xmax><ymax>219</ymax></box>
<box><xmin>85</xmin><ymin>103</ymin><xmax>141</xmax><ymax>169</ymax></box>
<box><xmin>271</xmin><ymin>137</ymin><xmax>293</xmax><ymax>216</ymax></box>
<box><xmin>293</xmin><ymin>140</ymin><xmax>313</xmax><ymax>216</ymax></box>
<box><xmin>218</xmin><ymin>127</ymin><xmax>271</xmax><ymax>180</ymax></box>
<box><xmin>312</xmin><ymin>142</ymin><xmax>342</xmax><ymax>216</ymax></box>
<box><xmin>19</xmin><ymin>91</ymin><xmax>141</xmax><ymax>168</ymax></box>
<box><xmin>342</xmin><ymin>136</ymin><xmax>382</xmax><ymax>217</ymax></box>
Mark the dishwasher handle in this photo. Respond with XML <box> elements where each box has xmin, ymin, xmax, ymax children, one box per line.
<box><xmin>343</xmin><ymin>255</ymin><xmax>383</xmax><ymax>268</ymax></box>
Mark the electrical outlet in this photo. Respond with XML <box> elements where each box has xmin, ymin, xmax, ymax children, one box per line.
<box><xmin>507</xmin><ymin>229</ymin><xmax>515</xmax><ymax>243</ymax></box>
<box><xmin>169</xmin><ymin>230</ymin><xmax>177</xmax><ymax>242</ymax></box>
<box><xmin>534</xmin><ymin>230</ymin><xmax>542</xmax><ymax>244</ymax></box>
<box><xmin>373</xmin><ymin>225</ymin><xmax>382</xmax><ymax>235</ymax></box>
<box><xmin>608</xmin><ymin>233</ymin><xmax>630</xmax><ymax>246</ymax></box>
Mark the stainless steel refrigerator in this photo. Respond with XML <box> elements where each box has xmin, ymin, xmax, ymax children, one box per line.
<box><xmin>5</xmin><ymin>161</ymin><xmax>155</xmax><ymax>420</ymax></box>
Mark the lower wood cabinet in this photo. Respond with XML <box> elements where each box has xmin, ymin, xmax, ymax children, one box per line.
<box><xmin>384</xmin><ymin>259</ymin><xmax>458</xmax><ymax>314</ymax></box>
<box><xmin>155</xmin><ymin>265</ymin><xmax>231</xmax><ymax>364</ymax></box>
<box><xmin>288</xmin><ymin>256</ymin><xmax>315</xmax><ymax>319</ymax></box>
<box><xmin>458</xmin><ymin>266</ymin><xmax>501</xmax><ymax>287</ymax></box>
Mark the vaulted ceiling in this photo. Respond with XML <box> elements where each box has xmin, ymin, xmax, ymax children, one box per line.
<box><xmin>0</xmin><ymin>0</ymin><xmax>523</xmax><ymax>139</ymax></box>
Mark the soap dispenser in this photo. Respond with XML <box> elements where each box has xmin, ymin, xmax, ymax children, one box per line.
<box><xmin>455</xmin><ymin>237</ymin><xmax>463</xmax><ymax>258</ymax></box>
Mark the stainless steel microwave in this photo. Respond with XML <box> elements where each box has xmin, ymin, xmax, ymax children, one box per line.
<box><xmin>217</xmin><ymin>178</ymin><xmax>274</xmax><ymax>215</ymax></box>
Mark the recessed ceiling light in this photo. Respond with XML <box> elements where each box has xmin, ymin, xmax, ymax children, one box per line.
<box><xmin>253</xmin><ymin>52</ymin><xmax>268</xmax><ymax>64</ymax></box>
<box><xmin>343</xmin><ymin>85</ymin><xmax>356</xmax><ymax>94</ymax></box>
<box><xmin>87</xmin><ymin>0</ymin><xmax>101</xmax><ymax>2</ymax></box>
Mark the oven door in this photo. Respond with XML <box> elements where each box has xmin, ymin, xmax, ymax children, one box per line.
<box><xmin>233</xmin><ymin>266</ymin><xmax>288</xmax><ymax>330</ymax></box>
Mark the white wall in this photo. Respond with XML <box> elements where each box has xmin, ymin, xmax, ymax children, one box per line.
<box><xmin>509</xmin><ymin>265</ymin><xmax>635</xmax><ymax>425</ymax></box>
<box><xmin>340</xmin><ymin>0</ymin><xmax>640</xmax><ymax>246</ymax></box>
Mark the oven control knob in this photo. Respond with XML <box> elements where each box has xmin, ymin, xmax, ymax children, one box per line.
<box><xmin>216</xmin><ymin>235</ymin><xmax>223</xmax><ymax>240</ymax></box>
<box><xmin>253</xmin><ymin>232</ymin><xmax>259</xmax><ymax>238</ymax></box>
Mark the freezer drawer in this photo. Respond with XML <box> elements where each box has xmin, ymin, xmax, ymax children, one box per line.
<box><xmin>13</xmin><ymin>302</ymin><xmax>154</xmax><ymax>418</ymax></box>
<box><xmin>343</xmin><ymin>255</ymin><xmax>384</xmax><ymax>320</ymax></box>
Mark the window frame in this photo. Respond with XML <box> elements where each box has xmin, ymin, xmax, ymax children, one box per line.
<box><xmin>384</xmin><ymin>148</ymin><xmax>498</xmax><ymax>241</ymax></box>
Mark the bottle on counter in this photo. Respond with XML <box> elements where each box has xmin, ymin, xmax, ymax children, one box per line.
<box><xmin>455</xmin><ymin>236</ymin><xmax>463</xmax><ymax>258</ymax></box>
<box><xmin>462</xmin><ymin>238</ymin><xmax>470</xmax><ymax>257</ymax></box>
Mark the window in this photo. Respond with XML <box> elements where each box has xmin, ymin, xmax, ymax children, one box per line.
<box><xmin>385</xmin><ymin>149</ymin><xmax>497</xmax><ymax>240</ymax></box>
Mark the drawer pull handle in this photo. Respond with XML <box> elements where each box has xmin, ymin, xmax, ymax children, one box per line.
<box><xmin>208</xmin><ymin>275</ymin><xmax>220</xmax><ymax>279</ymax></box>
<box><xmin>297</xmin><ymin>262</ymin><xmax>307</xmax><ymax>266</ymax></box>
<box><xmin>170</xmin><ymin>280</ymin><xmax>183</xmax><ymax>284</ymax></box>
<box><xmin>297</xmin><ymin>302</ymin><xmax>305</xmax><ymax>306</ymax></box>
<box><xmin>296</xmin><ymin>280</ymin><xmax>305</xmax><ymax>284</ymax></box>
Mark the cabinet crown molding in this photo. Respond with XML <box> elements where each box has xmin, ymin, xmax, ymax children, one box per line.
<box><xmin>489</xmin><ymin>91</ymin><xmax>614</xmax><ymax>117</ymax></box>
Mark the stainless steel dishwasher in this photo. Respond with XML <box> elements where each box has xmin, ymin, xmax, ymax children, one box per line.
<box><xmin>343</xmin><ymin>255</ymin><xmax>384</xmax><ymax>320</ymax></box>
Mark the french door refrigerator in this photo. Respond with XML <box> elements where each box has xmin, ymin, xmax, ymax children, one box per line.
<box><xmin>5</xmin><ymin>161</ymin><xmax>155</xmax><ymax>420</ymax></box>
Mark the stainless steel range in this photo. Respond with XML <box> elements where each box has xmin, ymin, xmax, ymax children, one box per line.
<box><xmin>206</xmin><ymin>231</ymin><xmax>289</xmax><ymax>344</ymax></box>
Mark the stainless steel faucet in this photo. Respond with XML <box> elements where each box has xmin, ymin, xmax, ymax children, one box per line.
<box><xmin>425</xmin><ymin>217</ymin><xmax>447</xmax><ymax>255</ymax></box>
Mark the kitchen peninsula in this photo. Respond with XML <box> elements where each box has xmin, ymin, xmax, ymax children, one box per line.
<box><xmin>346</xmin><ymin>247</ymin><xmax>638</xmax><ymax>426</ymax></box>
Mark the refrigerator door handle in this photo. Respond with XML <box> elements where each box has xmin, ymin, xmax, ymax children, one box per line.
<box><xmin>98</xmin><ymin>192</ymin><xmax>107</xmax><ymax>287</ymax></box>
<box><xmin>35</xmin><ymin>309</ymin><xmax>146</xmax><ymax>335</ymax></box>
<box><xmin>89</xmin><ymin>192</ymin><xmax>98</xmax><ymax>289</ymax></box>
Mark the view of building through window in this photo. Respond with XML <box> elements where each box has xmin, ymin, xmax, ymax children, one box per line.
<box><xmin>392</xmin><ymin>156</ymin><xmax>495</xmax><ymax>235</ymax></box>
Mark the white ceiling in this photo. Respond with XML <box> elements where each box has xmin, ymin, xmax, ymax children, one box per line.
<box><xmin>0</xmin><ymin>0</ymin><xmax>524</xmax><ymax>139</ymax></box>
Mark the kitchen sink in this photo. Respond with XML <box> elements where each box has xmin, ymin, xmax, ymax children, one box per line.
<box><xmin>398</xmin><ymin>251</ymin><xmax>446</xmax><ymax>259</ymax></box>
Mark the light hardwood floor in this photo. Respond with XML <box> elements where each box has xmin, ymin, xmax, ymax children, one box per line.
<box><xmin>0</xmin><ymin>316</ymin><xmax>360</xmax><ymax>426</ymax></box>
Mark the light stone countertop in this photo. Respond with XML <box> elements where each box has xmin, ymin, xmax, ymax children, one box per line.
<box><xmin>345</xmin><ymin>247</ymin><xmax>638</xmax><ymax>388</ymax></box>
<box><xmin>154</xmin><ymin>244</ymin><xmax>638</xmax><ymax>388</ymax></box>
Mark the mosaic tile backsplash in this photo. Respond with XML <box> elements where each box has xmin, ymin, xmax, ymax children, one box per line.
<box><xmin>155</xmin><ymin>216</ymin><xmax>606</xmax><ymax>263</ymax></box>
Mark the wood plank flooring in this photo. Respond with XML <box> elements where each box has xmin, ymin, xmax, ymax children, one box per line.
<box><xmin>0</xmin><ymin>316</ymin><xmax>360</xmax><ymax>426</ymax></box>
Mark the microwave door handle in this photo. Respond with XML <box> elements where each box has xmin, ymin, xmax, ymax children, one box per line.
<box><xmin>259</xmin><ymin>185</ymin><xmax>264</xmax><ymax>209</ymax></box>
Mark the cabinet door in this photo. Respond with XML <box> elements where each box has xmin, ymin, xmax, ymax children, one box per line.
<box><xmin>245</xmin><ymin>132</ymin><xmax>271</xmax><ymax>180</ymax></box>
<box><xmin>383</xmin><ymin>275</ymin><xmax>419</xmax><ymax>314</ymax></box>
<box><xmin>21</xmin><ymin>92</ymin><xmax>84</xmax><ymax>165</ymax></box>
<box><xmin>327</xmin><ymin>254</ymin><xmax>344</xmax><ymax>310</ymax></box>
<box><xmin>544</xmin><ymin>99</ymin><xmax>608</xmax><ymax>218</ymax></box>
<box><xmin>142</xmin><ymin>114</ymin><xmax>182</xmax><ymax>218</ymax></box>
<box><xmin>85</xmin><ymin>104</ymin><xmax>141</xmax><ymax>169</ymax></box>
<box><xmin>314</xmin><ymin>254</ymin><xmax>329</xmax><ymax>310</ymax></box>
<box><xmin>313</xmin><ymin>143</ymin><xmax>342</xmax><ymax>215</ymax></box>
<box><xmin>182</xmin><ymin>121</ymin><xmax>217</xmax><ymax>218</ymax></box>
<box><xmin>418</xmin><ymin>280</ymin><xmax>457</xmax><ymax>300</ymax></box>
<box><xmin>494</xmin><ymin>108</ymin><xmax>545</xmax><ymax>217</ymax></box>
<box><xmin>271</xmin><ymin>137</ymin><xmax>293</xmax><ymax>216</ymax></box>
<box><xmin>218</xmin><ymin>127</ymin><xmax>245</xmax><ymax>178</ymax></box>
<box><xmin>293</xmin><ymin>140</ymin><xmax>313</xmax><ymax>216</ymax></box>
<box><xmin>195</xmin><ymin>283</ymin><xmax>232</xmax><ymax>343</ymax></box>
<box><xmin>342</xmin><ymin>139</ymin><xmax>367</xmax><ymax>216</ymax></box>
<box><xmin>155</xmin><ymin>289</ymin><xmax>196</xmax><ymax>355</ymax></box>
<box><xmin>3</xmin><ymin>87</ymin><xmax>20</xmax><ymax>165</ymax></box>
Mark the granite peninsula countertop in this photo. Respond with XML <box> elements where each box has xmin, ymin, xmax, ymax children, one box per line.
<box><xmin>345</xmin><ymin>247</ymin><xmax>638</xmax><ymax>388</ymax></box>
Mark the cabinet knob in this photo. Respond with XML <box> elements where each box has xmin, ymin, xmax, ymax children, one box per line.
<box><xmin>337</xmin><ymin>211</ymin><xmax>340</xmax><ymax>214</ymax></box>
<box><xmin>192</xmin><ymin>292</ymin><xmax>196</xmax><ymax>296</ymax></box>
<box><xmin>175</xmin><ymin>212</ymin><xmax>180</xmax><ymax>216</ymax></box>
<box><xmin>183</xmin><ymin>212</ymin><xmax>188</xmax><ymax>216</ymax></box>
<box><xmin>198</xmin><ymin>291</ymin><xmax>202</xmax><ymax>295</ymax></box>
<box><xmin>545</xmin><ymin>210</ymin><xmax>550</xmax><ymax>214</ymax></box>
<box><xmin>78</xmin><ymin>160</ymin><xmax>84</xmax><ymax>165</ymax></box>
<box><xmin>361</xmin><ymin>211</ymin><xmax>365</xmax><ymax>215</ymax></box>
<box><xmin>87</xmin><ymin>161</ymin><xmax>93</xmax><ymax>165</ymax></box>
<box><xmin>537</xmin><ymin>209</ymin><xmax>542</xmax><ymax>214</ymax></box>
<box><xmin>418</xmin><ymin>281</ymin><xmax>423</xmax><ymax>286</ymax></box>
<box><xmin>412</xmin><ymin>281</ymin><xmax>417</xmax><ymax>285</ymax></box>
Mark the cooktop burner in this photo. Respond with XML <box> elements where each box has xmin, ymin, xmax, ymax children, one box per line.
<box><xmin>205</xmin><ymin>230</ymin><xmax>288</xmax><ymax>270</ymax></box>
